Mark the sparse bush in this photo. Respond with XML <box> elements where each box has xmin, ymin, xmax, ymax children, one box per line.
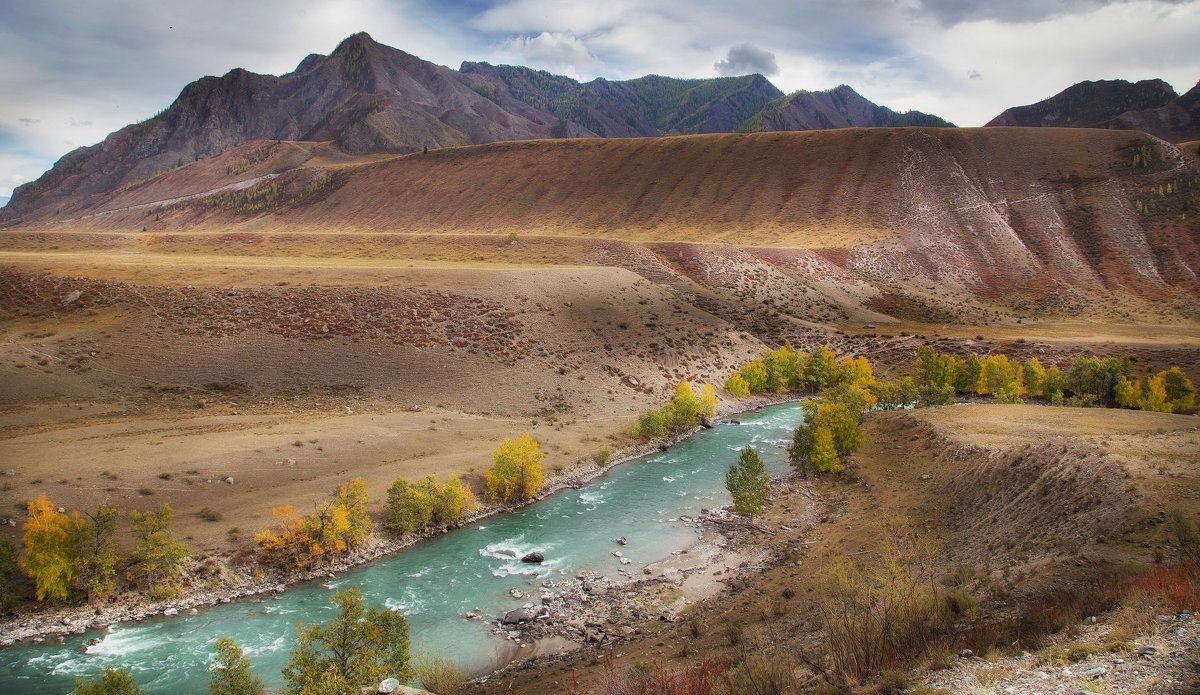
<box><xmin>600</xmin><ymin>657</ymin><xmax>723</xmax><ymax>695</ymax></box>
<box><xmin>413</xmin><ymin>652</ymin><xmax>465</xmax><ymax>695</ymax></box>
<box><xmin>723</xmin><ymin>621</ymin><xmax>743</xmax><ymax>645</ymax></box>
<box><xmin>198</xmin><ymin>507</ymin><xmax>222</xmax><ymax>522</ymax></box>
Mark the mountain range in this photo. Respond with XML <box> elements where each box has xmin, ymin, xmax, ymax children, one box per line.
<box><xmin>1</xmin><ymin>32</ymin><xmax>948</xmax><ymax>223</ymax></box>
<box><xmin>986</xmin><ymin>78</ymin><xmax>1200</xmax><ymax>142</ymax></box>
<box><xmin>4</xmin><ymin>31</ymin><xmax>1198</xmax><ymax>226</ymax></box>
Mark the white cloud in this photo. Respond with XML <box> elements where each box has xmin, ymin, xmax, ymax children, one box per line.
<box><xmin>3</xmin><ymin>0</ymin><xmax>1199</xmax><ymax>197</ymax></box>
<box><xmin>498</xmin><ymin>31</ymin><xmax>605</xmax><ymax>78</ymax></box>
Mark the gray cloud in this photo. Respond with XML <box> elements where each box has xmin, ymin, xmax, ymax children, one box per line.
<box><xmin>714</xmin><ymin>43</ymin><xmax>779</xmax><ymax>77</ymax></box>
<box><xmin>919</xmin><ymin>0</ymin><xmax>1188</xmax><ymax>25</ymax></box>
<box><xmin>1</xmin><ymin>0</ymin><xmax>1199</xmax><ymax>198</ymax></box>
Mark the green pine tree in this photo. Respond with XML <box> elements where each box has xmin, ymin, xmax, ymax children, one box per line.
<box><xmin>209</xmin><ymin>636</ymin><xmax>264</xmax><ymax>695</ymax></box>
<box><xmin>282</xmin><ymin>588</ymin><xmax>412</xmax><ymax>694</ymax></box>
<box><xmin>725</xmin><ymin>446</ymin><xmax>769</xmax><ymax>522</ymax></box>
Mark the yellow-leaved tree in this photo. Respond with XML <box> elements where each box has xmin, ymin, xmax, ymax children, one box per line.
<box><xmin>700</xmin><ymin>383</ymin><xmax>718</xmax><ymax>418</ymax></box>
<box><xmin>486</xmin><ymin>433</ymin><xmax>544</xmax><ymax>502</ymax></box>
<box><xmin>20</xmin><ymin>495</ymin><xmax>84</xmax><ymax>603</ymax></box>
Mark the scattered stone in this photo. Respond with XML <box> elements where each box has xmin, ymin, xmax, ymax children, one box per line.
<box><xmin>223</xmin><ymin>476</ymin><xmax>234</xmax><ymax>485</ymax></box>
<box><xmin>614</xmin><ymin>537</ymin><xmax>628</xmax><ymax>546</ymax></box>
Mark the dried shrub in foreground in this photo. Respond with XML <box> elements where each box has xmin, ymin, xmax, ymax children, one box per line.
<box><xmin>598</xmin><ymin>657</ymin><xmax>724</xmax><ymax>695</ymax></box>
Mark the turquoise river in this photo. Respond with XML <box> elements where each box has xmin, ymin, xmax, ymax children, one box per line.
<box><xmin>0</xmin><ymin>402</ymin><xmax>802</xmax><ymax>693</ymax></box>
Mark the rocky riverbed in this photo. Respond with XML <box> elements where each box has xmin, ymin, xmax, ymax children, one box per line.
<box><xmin>0</xmin><ymin>396</ymin><xmax>799</xmax><ymax>648</ymax></box>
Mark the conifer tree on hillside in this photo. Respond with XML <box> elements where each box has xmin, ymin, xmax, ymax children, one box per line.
<box><xmin>726</xmin><ymin>447</ymin><xmax>769</xmax><ymax>522</ymax></box>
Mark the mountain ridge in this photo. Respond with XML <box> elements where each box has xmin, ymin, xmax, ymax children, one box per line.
<box><xmin>2</xmin><ymin>32</ymin><xmax>946</xmax><ymax>224</ymax></box>
<box><xmin>987</xmin><ymin>78</ymin><xmax>1200</xmax><ymax>142</ymax></box>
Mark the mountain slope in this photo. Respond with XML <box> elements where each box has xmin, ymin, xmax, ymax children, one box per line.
<box><xmin>987</xmin><ymin>78</ymin><xmax>1200</xmax><ymax>141</ymax></box>
<box><xmin>29</xmin><ymin>129</ymin><xmax>1199</xmax><ymax>309</ymax></box>
<box><xmin>741</xmin><ymin>85</ymin><xmax>953</xmax><ymax>131</ymax></box>
<box><xmin>2</xmin><ymin>33</ymin><xmax>951</xmax><ymax>226</ymax></box>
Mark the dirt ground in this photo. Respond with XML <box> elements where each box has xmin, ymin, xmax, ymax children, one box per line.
<box><xmin>0</xmin><ymin>221</ymin><xmax>1197</xmax><ymax>617</ymax></box>
<box><xmin>472</xmin><ymin>404</ymin><xmax>1200</xmax><ymax>693</ymax></box>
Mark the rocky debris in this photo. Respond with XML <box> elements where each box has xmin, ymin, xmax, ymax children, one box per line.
<box><xmin>923</xmin><ymin>610</ymin><xmax>1200</xmax><ymax>694</ymax></box>
<box><xmin>614</xmin><ymin>537</ymin><xmax>628</xmax><ymax>546</ymax></box>
<box><xmin>501</xmin><ymin>606</ymin><xmax>548</xmax><ymax>625</ymax></box>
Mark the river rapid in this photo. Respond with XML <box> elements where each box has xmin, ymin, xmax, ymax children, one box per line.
<box><xmin>0</xmin><ymin>403</ymin><xmax>802</xmax><ymax>693</ymax></box>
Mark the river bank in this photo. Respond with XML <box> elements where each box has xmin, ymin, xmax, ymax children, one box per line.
<box><xmin>0</xmin><ymin>393</ymin><xmax>801</xmax><ymax>648</ymax></box>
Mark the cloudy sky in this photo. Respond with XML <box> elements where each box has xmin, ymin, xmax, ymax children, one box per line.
<box><xmin>2</xmin><ymin>0</ymin><xmax>1199</xmax><ymax>200</ymax></box>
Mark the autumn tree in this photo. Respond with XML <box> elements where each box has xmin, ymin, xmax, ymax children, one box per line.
<box><xmin>810</xmin><ymin>426</ymin><xmax>842</xmax><ymax>474</ymax></box>
<box><xmin>819</xmin><ymin>382</ymin><xmax>877</xmax><ymax>421</ymax></box>
<box><xmin>1115</xmin><ymin>375</ymin><xmax>1140</xmax><ymax>408</ymax></box>
<box><xmin>20</xmin><ymin>495</ymin><xmax>84</xmax><ymax>603</ymax></box>
<box><xmin>804</xmin><ymin>347</ymin><xmax>840</xmax><ymax>391</ymax></box>
<box><xmin>257</xmin><ymin>480</ymin><xmax>371</xmax><ymax>570</ymax></box>
<box><xmin>210</xmin><ymin>636</ymin><xmax>264</xmax><ymax>695</ymax></box>
<box><xmin>739</xmin><ymin>359</ymin><xmax>769</xmax><ymax>393</ymax></box>
<box><xmin>789</xmin><ymin>424</ymin><xmax>814</xmax><ymax>478</ymax></box>
<box><xmin>699</xmin><ymin>382</ymin><xmax>718</xmax><ymax>418</ymax></box>
<box><xmin>435</xmin><ymin>474</ymin><xmax>476</xmax><ymax>525</ymax></box>
<box><xmin>1066</xmin><ymin>355</ymin><xmax>1131</xmax><ymax>405</ymax></box>
<box><xmin>812</xmin><ymin>403</ymin><xmax>863</xmax><ymax>457</ymax></box>
<box><xmin>333</xmin><ymin>479</ymin><xmax>371</xmax><ymax>547</ymax></box>
<box><xmin>634</xmin><ymin>409</ymin><xmax>667</xmax><ymax>438</ymax></box>
<box><xmin>126</xmin><ymin>505</ymin><xmax>188</xmax><ymax>597</ymax></box>
<box><xmin>979</xmin><ymin>354</ymin><xmax>1021</xmax><ymax>403</ymax></box>
<box><xmin>282</xmin><ymin>588</ymin><xmax>412</xmax><ymax>695</ymax></box>
<box><xmin>486</xmin><ymin>433</ymin><xmax>544</xmax><ymax>502</ymax></box>
<box><xmin>955</xmin><ymin>353</ymin><xmax>983</xmax><ymax>394</ymax></box>
<box><xmin>1161</xmin><ymin>367</ymin><xmax>1196</xmax><ymax>412</ymax></box>
<box><xmin>75</xmin><ymin>506</ymin><xmax>119</xmax><ymax>603</ymax></box>
<box><xmin>724</xmin><ymin>372</ymin><xmax>749</xmax><ymax>397</ymax></box>
<box><xmin>255</xmin><ymin>506</ymin><xmax>312</xmax><ymax>569</ymax></box>
<box><xmin>666</xmin><ymin>381</ymin><xmax>703</xmax><ymax>430</ymax></box>
<box><xmin>1043</xmin><ymin>365</ymin><xmax>1065</xmax><ymax>405</ymax></box>
<box><xmin>71</xmin><ymin>668</ymin><xmax>143</xmax><ymax>695</ymax></box>
<box><xmin>839</xmin><ymin>355</ymin><xmax>875</xmax><ymax>387</ymax></box>
<box><xmin>870</xmin><ymin>378</ymin><xmax>917</xmax><ymax>410</ymax></box>
<box><xmin>912</xmin><ymin>346</ymin><xmax>957</xmax><ymax>406</ymax></box>
<box><xmin>385</xmin><ymin>479</ymin><xmax>434</xmax><ymax>534</ymax></box>
<box><xmin>764</xmin><ymin>343</ymin><xmax>800</xmax><ymax>392</ymax></box>
<box><xmin>726</xmin><ymin>447</ymin><xmax>769</xmax><ymax>522</ymax></box>
<box><xmin>1022</xmin><ymin>358</ymin><xmax>1046</xmax><ymax>399</ymax></box>
<box><xmin>1139</xmin><ymin>373</ymin><xmax>1171</xmax><ymax>412</ymax></box>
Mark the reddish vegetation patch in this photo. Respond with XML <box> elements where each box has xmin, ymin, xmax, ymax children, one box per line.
<box><xmin>0</xmin><ymin>269</ymin><xmax>528</xmax><ymax>361</ymax></box>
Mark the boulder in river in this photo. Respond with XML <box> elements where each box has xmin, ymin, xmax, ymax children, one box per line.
<box><xmin>521</xmin><ymin>552</ymin><xmax>545</xmax><ymax>564</ymax></box>
<box><xmin>502</xmin><ymin>606</ymin><xmax>547</xmax><ymax>625</ymax></box>
<box><xmin>700</xmin><ymin>415</ymin><xmax>714</xmax><ymax>429</ymax></box>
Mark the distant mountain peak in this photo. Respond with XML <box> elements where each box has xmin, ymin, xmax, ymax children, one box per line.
<box><xmin>741</xmin><ymin>83</ymin><xmax>953</xmax><ymax>132</ymax></box>
<box><xmin>985</xmin><ymin>77</ymin><xmax>1199</xmax><ymax>141</ymax></box>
